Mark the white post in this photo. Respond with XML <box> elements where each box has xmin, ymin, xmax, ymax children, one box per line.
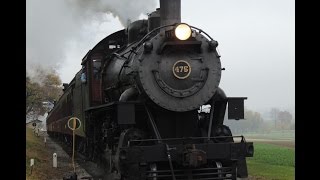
<box><xmin>30</xmin><ymin>159</ymin><xmax>34</xmax><ymax>174</ymax></box>
<box><xmin>53</xmin><ymin>153</ymin><xmax>57</xmax><ymax>168</ymax></box>
<box><xmin>30</xmin><ymin>159</ymin><xmax>34</xmax><ymax>166</ymax></box>
<box><xmin>44</xmin><ymin>137</ymin><xmax>47</xmax><ymax>147</ymax></box>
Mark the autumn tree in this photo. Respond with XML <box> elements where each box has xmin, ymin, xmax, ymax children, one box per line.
<box><xmin>277</xmin><ymin>111</ymin><xmax>293</xmax><ymax>130</ymax></box>
<box><xmin>26</xmin><ymin>76</ymin><xmax>43</xmax><ymax>116</ymax></box>
<box><xmin>42</xmin><ymin>72</ymin><xmax>63</xmax><ymax>102</ymax></box>
<box><xmin>26</xmin><ymin>67</ymin><xmax>63</xmax><ymax>120</ymax></box>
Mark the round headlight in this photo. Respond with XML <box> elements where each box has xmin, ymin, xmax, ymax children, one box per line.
<box><xmin>175</xmin><ymin>24</ymin><xmax>192</xmax><ymax>40</ymax></box>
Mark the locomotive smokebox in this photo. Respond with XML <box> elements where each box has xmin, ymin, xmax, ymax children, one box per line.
<box><xmin>160</xmin><ymin>0</ymin><xmax>181</xmax><ymax>26</ymax></box>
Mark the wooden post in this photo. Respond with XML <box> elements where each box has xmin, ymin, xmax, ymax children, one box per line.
<box><xmin>72</xmin><ymin>118</ymin><xmax>76</xmax><ymax>173</ymax></box>
<box><xmin>67</xmin><ymin>117</ymin><xmax>81</xmax><ymax>174</ymax></box>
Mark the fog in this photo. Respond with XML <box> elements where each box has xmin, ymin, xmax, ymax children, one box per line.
<box><xmin>26</xmin><ymin>0</ymin><xmax>294</xmax><ymax>113</ymax></box>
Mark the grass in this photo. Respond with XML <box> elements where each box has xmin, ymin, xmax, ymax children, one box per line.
<box><xmin>243</xmin><ymin>130</ymin><xmax>295</xmax><ymax>140</ymax></box>
<box><xmin>247</xmin><ymin>143</ymin><xmax>295</xmax><ymax>180</ymax></box>
<box><xmin>26</xmin><ymin>127</ymin><xmax>73</xmax><ymax>180</ymax></box>
<box><xmin>26</xmin><ymin>127</ymin><xmax>51</xmax><ymax>179</ymax></box>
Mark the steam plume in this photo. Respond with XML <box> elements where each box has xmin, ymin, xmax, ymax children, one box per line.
<box><xmin>66</xmin><ymin>0</ymin><xmax>157</xmax><ymax>27</ymax></box>
<box><xmin>27</xmin><ymin>0</ymin><xmax>157</xmax><ymax>80</ymax></box>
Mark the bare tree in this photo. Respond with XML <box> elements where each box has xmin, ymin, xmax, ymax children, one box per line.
<box><xmin>270</xmin><ymin>108</ymin><xmax>280</xmax><ymax>129</ymax></box>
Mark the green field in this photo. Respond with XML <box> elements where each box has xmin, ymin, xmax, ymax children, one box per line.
<box><xmin>247</xmin><ymin>143</ymin><xmax>295</xmax><ymax>180</ymax></box>
<box><xmin>244</xmin><ymin>130</ymin><xmax>295</xmax><ymax>140</ymax></box>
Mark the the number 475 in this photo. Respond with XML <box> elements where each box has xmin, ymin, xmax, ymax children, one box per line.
<box><xmin>175</xmin><ymin>66</ymin><xmax>189</xmax><ymax>73</ymax></box>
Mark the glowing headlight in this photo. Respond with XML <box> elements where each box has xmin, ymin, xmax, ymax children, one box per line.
<box><xmin>175</xmin><ymin>24</ymin><xmax>192</xmax><ymax>40</ymax></box>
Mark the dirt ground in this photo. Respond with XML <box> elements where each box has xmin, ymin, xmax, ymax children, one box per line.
<box><xmin>35</xmin><ymin>132</ymin><xmax>93</xmax><ymax>180</ymax></box>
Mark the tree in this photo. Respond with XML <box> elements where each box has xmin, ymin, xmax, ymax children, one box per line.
<box><xmin>26</xmin><ymin>67</ymin><xmax>63</xmax><ymax>121</ymax></box>
<box><xmin>277</xmin><ymin>111</ymin><xmax>293</xmax><ymax>130</ymax></box>
<box><xmin>270</xmin><ymin>108</ymin><xmax>280</xmax><ymax>128</ymax></box>
<box><xmin>224</xmin><ymin>108</ymin><xmax>264</xmax><ymax>134</ymax></box>
<box><xmin>245</xmin><ymin>109</ymin><xmax>263</xmax><ymax>132</ymax></box>
<box><xmin>26</xmin><ymin>76</ymin><xmax>44</xmax><ymax>115</ymax></box>
<box><xmin>42</xmin><ymin>72</ymin><xmax>63</xmax><ymax>102</ymax></box>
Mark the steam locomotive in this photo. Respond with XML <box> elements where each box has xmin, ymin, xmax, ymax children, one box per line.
<box><xmin>47</xmin><ymin>0</ymin><xmax>254</xmax><ymax>179</ymax></box>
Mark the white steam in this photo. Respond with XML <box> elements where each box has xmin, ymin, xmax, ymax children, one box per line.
<box><xmin>27</xmin><ymin>0</ymin><xmax>157</xmax><ymax>80</ymax></box>
<box><xmin>66</xmin><ymin>0</ymin><xmax>157</xmax><ymax>26</ymax></box>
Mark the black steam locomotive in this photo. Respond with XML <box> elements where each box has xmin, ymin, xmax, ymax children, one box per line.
<box><xmin>47</xmin><ymin>0</ymin><xmax>253</xmax><ymax>179</ymax></box>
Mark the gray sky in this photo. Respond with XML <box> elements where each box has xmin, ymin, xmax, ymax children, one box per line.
<box><xmin>26</xmin><ymin>0</ymin><xmax>294</xmax><ymax>113</ymax></box>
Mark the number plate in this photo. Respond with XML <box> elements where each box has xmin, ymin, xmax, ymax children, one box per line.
<box><xmin>172</xmin><ymin>60</ymin><xmax>191</xmax><ymax>79</ymax></box>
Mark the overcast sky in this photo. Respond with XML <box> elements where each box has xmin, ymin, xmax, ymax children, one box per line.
<box><xmin>26</xmin><ymin>0</ymin><xmax>294</xmax><ymax>113</ymax></box>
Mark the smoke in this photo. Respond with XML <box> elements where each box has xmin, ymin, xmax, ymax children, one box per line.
<box><xmin>27</xmin><ymin>0</ymin><xmax>157</xmax><ymax>80</ymax></box>
<box><xmin>66</xmin><ymin>0</ymin><xmax>157</xmax><ymax>27</ymax></box>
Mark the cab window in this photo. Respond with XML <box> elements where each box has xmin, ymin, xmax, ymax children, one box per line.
<box><xmin>92</xmin><ymin>59</ymin><xmax>101</xmax><ymax>80</ymax></box>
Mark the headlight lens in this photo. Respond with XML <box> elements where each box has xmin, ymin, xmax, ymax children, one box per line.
<box><xmin>175</xmin><ymin>24</ymin><xmax>192</xmax><ymax>40</ymax></box>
